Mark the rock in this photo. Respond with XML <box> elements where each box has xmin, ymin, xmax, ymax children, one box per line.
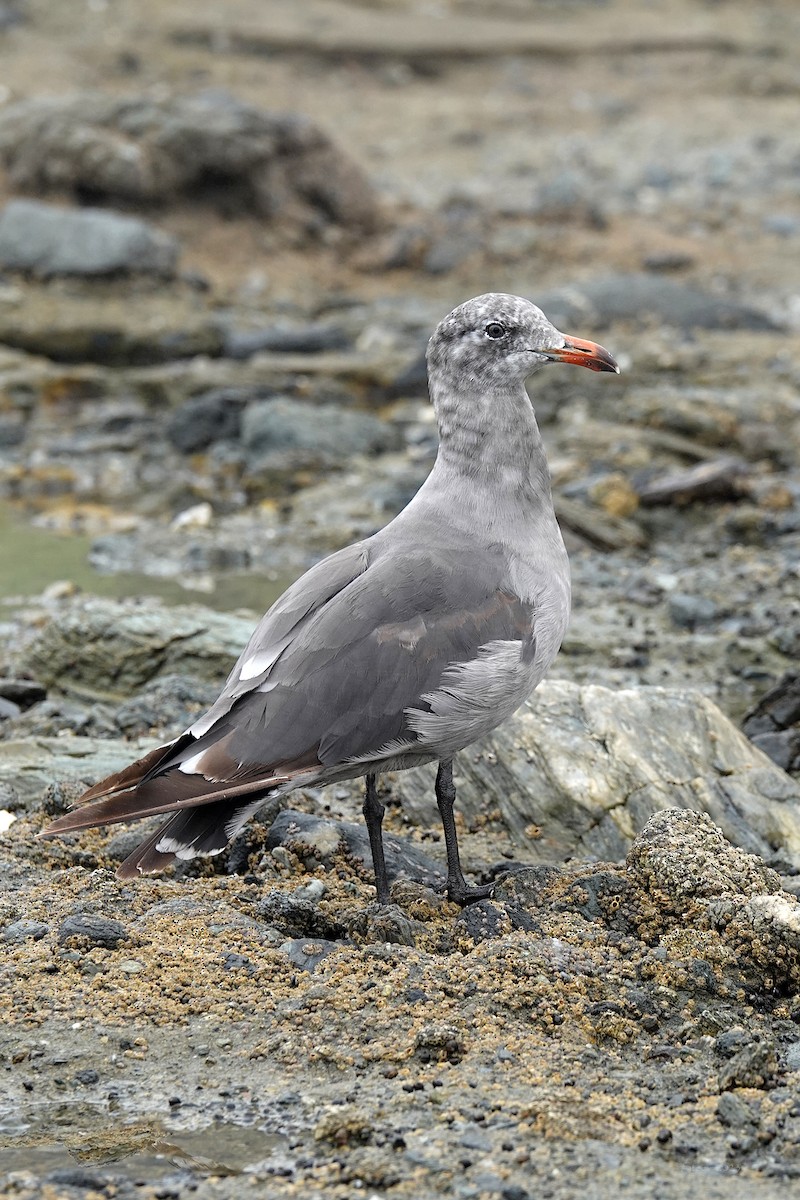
<box><xmin>266</xmin><ymin>809</ymin><xmax>445</xmax><ymax>889</ymax></box>
<box><xmin>668</xmin><ymin>593</ymin><xmax>719</xmax><ymax>630</ymax></box>
<box><xmin>0</xmin><ymin>735</ymin><xmax>159</xmax><ymax>808</ymax></box>
<box><xmin>390</xmin><ymin>680</ymin><xmax>800</xmax><ymax>868</ymax></box>
<box><xmin>784</xmin><ymin>1041</ymin><xmax>800</xmax><ymax>1072</ymax></box>
<box><xmin>743</xmin><ymin>674</ymin><xmax>800</xmax><ymax>737</ymax></box>
<box><xmin>112</xmin><ymin>674</ymin><xmax>219</xmax><ymax>737</ymax></box>
<box><xmin>413</xmin><ymin>1023</ymin><xmax>465</xmax><ymax>1063</ymax></box>
<box><xmin>344</xmin><ymin>903</ymin><xmax>420</xmax><ymax>946</ymax></box>
<box><xmin>257</xmin><ymin>888</ymin><xmax>346</xmax><ymax>940</ymax></box>
<box><xmin>2</xmin><ymin>697</ymin><xmax>118</xmax><ymax>740</ymax></box>
<box><xmin>763</xmin><ymin>214</ymin><xmax>800</xmax><ymax>237</ymax></box>
<box><xmin>642</xmin><ymin>251</ymin><xmax>696</xmax><ymax>272</ymax></box>
<box><xmin>626</xmin><ymin>809</ymin><xmax>782</xmax><ymax>906</ymax></box>
<box><xmin>2</xmin><ymin>918</ymin><xmax>49</xmax><ymax>943</ymax></box>
<box><xmin>241</xmin><ymin>396</ymin><xmax>397</xmax><ymax>460</ymax></box>
<box><xmin>0</xmin><ymin>678</ymin><xmax>47</xmax><ymax>709</ymax></box>
<box><xmin>58</xmin><ymin>914</ymin><xmax>127</xmax><ymax>949</ymax></box>
<box><xmin>0</xmin><ymin>92</ymin><xmax>380</xmax><ymax>231</ymax></box>
<box><xmin>0</xmin><ymin>200</ymin><xmax>179</xmax><ymax>277</ymax></box>
<box><xmin>165</xmin><ymin>388</ymin><xmax>250</xmax><ymax>453</ymax></box>
<box><xmin>0</xmin><ymin>2</ymin><xmax>25</xmax><ymax>30</ymax></box>
<box><xmin>280</xmin><ymin>937</ymin><xmax>341</xmax><ymax>973</ymax></box>
<box><xmin>454</xmin><ymin>900</ymin><xmax>511</xmax><ymax>944</ymax></box>
<box><xmin>749</xmin><ymin>730</ymin><xmax>800</xmax><ymax>774</ymax></box>
<box><xmin>221</xmin><ymin>322</ymin><xmax>352</xmax><ymax>359</ymax></box>
<box><xmin>636</xmin><ymin>458</ymin><xmax>749</xmax><ymax>506</ymax></box>
<box><xmin>14</xmin><ymin>596</ymin><xmax>255</xmax><ymax>701</ymax></box>
<box><xmin>537</xmin><ymin>273</ymin><xmax>780</xmax><ymax>331</ymax></box>
<box><xmin>0</xmin><ymin>696</ymin><xmax>21</xmax><ymax>721</ymax></box>
<box><xmin>743</xmin><ymin>674</ymin><xmax>800</xmax><ymax>774</ymax></box>
<box><xmin>718</xmin><ymin>1038</ymin><xmax>777</xmax><ymax>1091</ymax></box>
<box><xmin>716</xmin><ymin>1092</ymin><xmax>756</xmax><ymax>1128</ymax></box>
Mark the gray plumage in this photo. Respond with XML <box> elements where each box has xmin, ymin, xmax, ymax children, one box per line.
<box><xmin>42</xmin><ymin>293</ymin><xmax>619</xmax><ymax>903</ymax></box>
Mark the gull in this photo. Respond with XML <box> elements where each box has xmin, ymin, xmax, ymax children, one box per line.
<box><xmin>42</xmin><ymin>294</ymin><xmax>619</xmax><ymax>905</ymax></box>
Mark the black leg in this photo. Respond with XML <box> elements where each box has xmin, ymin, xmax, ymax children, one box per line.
<box><xmin>363</xmin><ymin>773</ymin><xmax>391</xmax><ymax>905</ymax></box>
<box><xmin>435</xmin><ymin>759</ymin><xmax>494</xmax><ymax>906</ymax></box>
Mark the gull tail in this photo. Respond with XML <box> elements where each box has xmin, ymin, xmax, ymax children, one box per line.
<box><xmin>38</xmin><ymin>734</ymin><xmax>310</xmax><ymax>879</ymax></box>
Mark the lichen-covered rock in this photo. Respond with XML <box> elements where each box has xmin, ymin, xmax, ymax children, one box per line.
<box><xmin>13</xmin><ymin>596</ymin><xmax>255</xmax><ymax>702</ymax></box>
<box><xmin>0</xmin><ymin>735</ymin><xmax>159</xmax><ymax>808</ymax></box>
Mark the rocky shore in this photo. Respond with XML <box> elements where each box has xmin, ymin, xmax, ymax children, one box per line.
<box><xmin>1</xmin><ymin>0</ymin><xmax>800</xmax><ymax>1196</ymax></box>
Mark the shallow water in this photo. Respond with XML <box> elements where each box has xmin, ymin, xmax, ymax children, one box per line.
<box><xmin>0</xmin><ymin>503</ymin><xmax>291</xmax><ymax>613</ymax></box>
<box><xmin>0</xmin><ymin>1107</ymin><xmax>283</xmax><ymax>1179</ymax></box>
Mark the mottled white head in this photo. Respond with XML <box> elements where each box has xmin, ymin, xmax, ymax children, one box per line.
<box><xmin>426</xmin><ymin>292</ymin><xmax>619</xmax><ymax>390</ymax></box>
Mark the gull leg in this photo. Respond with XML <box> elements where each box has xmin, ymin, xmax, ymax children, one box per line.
<box><xmin>363</xmin><ymin>773</ymin><xmax>391</xmax><ymax>905</ymax></box>
<box><xmin>435</xmin><ymin>759</ymin><xmax>494</xmax><ymax>906</ymax></box>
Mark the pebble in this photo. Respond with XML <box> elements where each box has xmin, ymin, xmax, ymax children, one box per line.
<box><xmin>116</xmin><ymin>959</ymin><xmax>145</xmax><ymax>974</ymax></box>
<box><xmin>58</xmin><ymin>914</ymin><xmax>128</xmax><ymax>949</ymax></box>
<box><xmin>668</xmin><ymin>592</ymin><xmax>719</xmax><ymax>630</ymax></box>
<box><xmin>3</xmin><ymin>919</ymin><xmax>49</xmax><ymax>943</ymax></box>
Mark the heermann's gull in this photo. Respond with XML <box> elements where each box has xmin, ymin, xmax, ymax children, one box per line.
<box><xmin>42</xmin><ymin>294</ymin><xmax>619</xmax><ymax>905</ymax></box>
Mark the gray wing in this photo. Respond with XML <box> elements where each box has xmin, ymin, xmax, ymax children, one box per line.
<box><xmin>165</xmin><ymin>538</ymin><xmax>534</xmax><ymax>785</ymax></box>
<box><xmin>190</xmin><ymin>539</ymin><xmax>371</xmax><ymax>736</ymax></box>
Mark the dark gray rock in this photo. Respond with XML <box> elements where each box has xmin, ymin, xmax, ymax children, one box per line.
<box><xmin>0</xmin><ymin>417</ymin><xmax>26</xmax><ymax>447</ymax></box>
<box><xmin>58</xmin><ymin>914</ymin><xmax>128</xmax><ymax>949</ymax></box>
<box><xmin>113</xmin><ymin>674</ymin><xmax>219</xmax><ymax>737</ymax></box>
<box><xmin>0</xmin><ymin>2</ymin><xmax>25</xmax><ymax>30</ymax></box>
<box><xmin>266</xmin><ymin>809</ymin><xmax>445</xmax><ymax>889</ymax></box>
<box><xmin>0</xmin><ymin>200</ymin><xmax>178</xmax><ymax>277</ymax></box>
<box><xmin>636</xmin><ymin>458</ymin><xmax>749</xmax><ymax>507</ymax></box>
<box><xmin>668</xmin><ymin>593</ymin><xmax>719</xmax><ymax>630</ymax></box>
<box><xmin>716</xmin><ymin>1092</ymin><xmax>756</xmax><ymax>1129</ymax></box>
<box><xmin>222</xmin><ymin>322</ymin><xmax>351</xmax><ymax>359</ymax></box>
<box><xmin>0</xmin><ymin>678</ymin><xmax>47</xmax><ymax>708</ymax></box>
<box><xmin>3</xmin><ymin>697</ymin><xmax>118</xmax><ymax>740</ymax></box>
<box><xmin>743</xmin><ymin>674</ymin><xmax>800</xmax><ymax>735</ymax></box>
<box><xmin>537</xmin><ymin>273</ymin><xmax>780</xmax><ymax>331</ymax></box>
<box><xmin>750</xmin><ymin>730</ymin><xmax>800</xmax><ymax>773</ymax></box>
<box><xmin>257</xmin><ymin>888</ymin><xmax>346</xmax><ymax>940</ymax></box>
<box><xmin>718</xmin><ymin>1038</ymin><xmax>777</xmax><ymax>1091</ymax></box>
<box><xmin>241</xmin><ymin>396</ymin><xmax>396</xmax><ymax>460</ymax></box>
<box><xmin>166</xmin><ymin>388</ymin><xmax>250</xmax><ymax>453</ymax></box>
<box><xmin>454</xmin><ymin>900</ymin><xmax>510</xmax><ymax>944</ymax></box>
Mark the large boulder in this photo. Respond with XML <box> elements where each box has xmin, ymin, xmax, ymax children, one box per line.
<box><xmin>13</xmin><ymin>597</ymin><xmax>255</xmax><ymax>702</ymax></box>
<box><xmin>390</xmin><ymin>679</ymin><xmax>800</xmax><ymax>868</ymax></box>
<box><xmin>0</xmin><ymin>92</ymin><xmax>380</xmax><ymax>231</ymax></box>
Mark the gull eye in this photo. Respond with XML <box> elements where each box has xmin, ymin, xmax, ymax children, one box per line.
<box><xmin>485</xmin><ymin>322</ymin><xmax>507</xmax><ymax>339</ymax></box>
